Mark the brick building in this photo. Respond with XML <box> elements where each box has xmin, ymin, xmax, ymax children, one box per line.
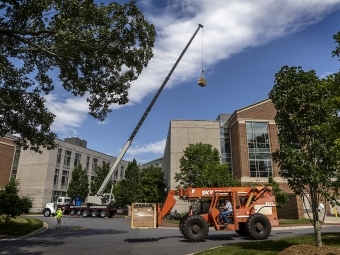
<box><xmin>0</xmin><ymin>134</ymin><xmax>17</xmax><ymax>187</ymax></box>
<box><xmin>163</xmin><ymin>99</ymin><xmax>305</xmax><ymax>218</ymax></box>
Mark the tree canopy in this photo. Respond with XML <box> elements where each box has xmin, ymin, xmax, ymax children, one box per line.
<box><xmin>269</xmin><ymin>65</ymin><xmax>340</xmax><ymax>246</ymax></box>
<box><xmin>0</xmin><ymin>0</ymin><xmax>156</xmax><ymax>152</ymax></box>
<box><xmin>175</xmin><ymin>142</ymin><xmax>240</xmax><ymax>188</ymax></box>
<box><xmin>0</xmin><ymin>179</ymin><xmax>32</xmax><ymax>223</ymax></box>
<box><xmin>90</xmin><ymin>162</ymin><xmax>113</xmax><ymax>196</ymax></box>
<box><xmin>113</xmin><ymin>159</ymin><xmax>167</xmax><ymax>204</ymax></box>
<box><xmin>67</xmin><ymin>164</ymin><xmax>89</xmax><ymax>201</ymax></box>
<box><xmin>113</xmin><ymin>158</ymin><xmax>140</xmax><ymax>205</ymax></box>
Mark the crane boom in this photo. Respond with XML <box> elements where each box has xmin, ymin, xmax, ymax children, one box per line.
<box><xmin>87</xmin><ymin>24</ymin><xmax>203</xmax><ymax>204</ymax></box>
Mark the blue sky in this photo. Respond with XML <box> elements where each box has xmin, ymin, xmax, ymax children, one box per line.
<box><xmin>45</xmin><ymin>0</ymin><xmax>340</xmax><ymax>163</ymax></box>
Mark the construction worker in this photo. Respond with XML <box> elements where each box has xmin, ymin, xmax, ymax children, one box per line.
<box><xmin>220</xmin><ymin>198</ymin><xmax>233</xmax><ymax>225</ymax></box>
<box><xmin>56</xmin><ymin>206</ymin><xmax>63</xmax><ymax>229</ymax></box>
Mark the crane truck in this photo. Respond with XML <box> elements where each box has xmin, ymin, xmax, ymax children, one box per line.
<box><xmin>131</xmin><ymin>185</ymin><xmax>279</xmax><ymax>242</ymax></box>
<box><xmin>43</xmin><ymin>24</ymin><xmax>204</xmax><ymax>217</ymax></box>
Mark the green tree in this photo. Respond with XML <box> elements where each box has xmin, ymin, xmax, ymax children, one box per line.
<box><xmin>265</xmin><ymin>176</ymin><xmax>288</xmax><ymax>208</ymax></box>
<box><xmin>0</xmin><ymin>179</ymin><xmax>32</xmax><ymax>223</ymax></box>
<box><xmin>90</xmin><ymin>163</ymin><xmax>113</xmax><ymax>196</ymax></box>
<box><xmin>67</xmin><ymin>164</ymin><xmax>89</xmax><ymax>201</ymax></box>
<box><xmin>0</xmin><ymin>0</ymin><xmax>156</xmax><ymax>152</ymax></box>
<box><xmin>138</xmin><ymin>165</ymin><xmax>167</xmax><ymax>203</ymax></box>
<box><xmin>113</xmin><ymin>158</ymin><xmax>140</xmax><ymax>205</ymax></box>
<box><xmin>269</xmin><ymin>65</ymin><xmax>340</xmax><ymax>247</ymax></box>
<box><xmin>175</xmin><ymin>142</ymin><xmax>240</xmax><ymax>188</ymax></box>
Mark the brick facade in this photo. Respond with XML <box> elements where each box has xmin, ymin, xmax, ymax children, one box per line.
<box><xmin>0</xmin><ymin>136</ymin><xmax>16</xmax><ymax>187</ymax></box>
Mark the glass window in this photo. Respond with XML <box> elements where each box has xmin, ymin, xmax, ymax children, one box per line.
<box><xmin>86</xmin><ymin>156</ymin><xmax>90</xmax><ymax>171</ymax></box>
<box><xmin>11</xmin><ymin>146</ymin><xmax>21</xmax><ymax>179</ymax></box>
<box><xmin>220</xmin><ymin>127</ymin><xmax>232</xmax><ymax>169</ymax></box>
<box><xmin>63</xmin><ymin>150</ymin><xmax>72</xmax><ymax>169</ymax></box>
<box><xmin>92</xmin><ymin>158</ymin><xmax>98</xmax><ymax>173</ymax></box>
<box><xmin>120</xmin><ymin>165</ymin><xmax>125</xmax><ymax>179</ymax></box>
<box><xmin>56</xmin><ymin>148</ymin><xmax>62</xmax><ymax>167</ymax></box>
<box><xmin>61</xmin><ymin>170</ymin><xmax>69</xmax><ymax>189</ymax></box>
<box><xmin>74</xmin><ymin>153</ymin><xmax>81</xmax><ymax>168</ymax></box>
<box><xmin>54</xmin><ymin>169</ymin><xmax>59</xmax><ymax>188</ymax></box>
<box><xmin>246</xmin><ymin>122</ymin><xmax>272</xmax><ymax>178</ymax></box>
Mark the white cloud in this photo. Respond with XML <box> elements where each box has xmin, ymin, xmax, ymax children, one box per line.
<box><xmin>126</xmin><ymin>139</ymin><xmax>166</xmax><ymax>156</ymax></box>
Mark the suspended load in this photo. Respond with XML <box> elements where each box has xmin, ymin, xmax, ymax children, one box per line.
<box><xmin>198</xmin><ymin>73</ymin><xmax>206</xmax><ymax>87</ymax></box>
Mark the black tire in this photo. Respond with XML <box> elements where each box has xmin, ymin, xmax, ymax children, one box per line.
<box><xmin>179</xmin><ymin>214</ymin><xmax>189</xmax><ymax>236</ymax></box>
<box><xmin>76</xmin><ymin>210</ymin><xmax>82</xmax><ymax>216</ymax></box>
<box><xmin>100</xmin><ymin>210</ymin><xmax>107</xmax><ymax>218</ymax></box>
<box><xmin>43</xmin><ymin>209</ymin><xmax>51</xmax><ymax>217</ymax></box>
<box><xmin>70</xmin><ymin>210</ymin><xmax>76</xmax><ymax>216</ymax></box>
<box><xmin>235</xmin><ymin>222</ymin><xmax>249</xmax><ymax>236</ymax></box>
<box><xmin>247</xmin><ymin>213</ymin><xmax>271</xmax><ymax>240</ymax></box>
<box><xmin>108</xmin><ymin>211</ymin><xmax>114</xmax><ymax>218</ymax></box>
<box><xmin>82</xmin><ymin>210</ymin><xmax>90</xmax><ymax>217</ymax></box>
<box><xmin>183</xmin><ymin>215</ymin><xmax>209</xmax><ymax>242</ymax></box>
<box><xmin>91</xmin><ymin>210</ymin><xmax>98</xmax><ymax>218</ymax></box>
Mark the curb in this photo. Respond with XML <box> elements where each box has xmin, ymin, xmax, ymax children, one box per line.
<box><xmin>0</xmin><ymin>222</ymin><xmax>49</xmax><ymax>241</ymax></box>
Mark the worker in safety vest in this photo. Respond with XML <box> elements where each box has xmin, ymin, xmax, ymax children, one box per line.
<box><xmin>55</xmin><ymin>206</ymin><xmax>63</xmax><ymax>229</ymax></box>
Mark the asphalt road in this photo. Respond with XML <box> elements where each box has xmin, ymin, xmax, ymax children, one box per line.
<box><xmin>1</xmin><ymin>216</ymin><xmax>340</xmax><ymax>255</ymax></box>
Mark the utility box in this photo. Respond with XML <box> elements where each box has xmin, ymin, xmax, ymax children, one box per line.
<box><xmin>131</xmin><ymin>203</ymin><xmax>157</xmax><ymax>229</ymax></box>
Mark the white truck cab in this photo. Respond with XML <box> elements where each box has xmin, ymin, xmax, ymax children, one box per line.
<box><xmin>43</xmin><ymin>197</ymin><xmax>71</xmax><ymax>217</ymax></box>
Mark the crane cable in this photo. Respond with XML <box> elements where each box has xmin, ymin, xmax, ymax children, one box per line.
<box><xmin>201</xmin><ymin>26</ymin><xmax>204</xmax><ymax>78</ymax></box>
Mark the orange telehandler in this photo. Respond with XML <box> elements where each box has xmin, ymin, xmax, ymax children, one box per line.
<box><xmin>154</xmin><ymin>186</ymin><xmax>279</xmax><ymax>242</ymax></box>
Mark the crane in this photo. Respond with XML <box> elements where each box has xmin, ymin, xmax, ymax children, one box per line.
<box><xmin>86</xmin><ymin>24</ymin><xmax>204</xmax><ymax>205</ymax></box>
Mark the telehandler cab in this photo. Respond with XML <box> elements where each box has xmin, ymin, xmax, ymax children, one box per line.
<box><xmin>154</xmin><ymin>186</ymin><xmax>279</xmax><ymax>242</ymax></box>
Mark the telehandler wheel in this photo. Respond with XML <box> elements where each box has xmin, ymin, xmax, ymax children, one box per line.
<box><xmin>179</xmin><ymin>214</ymin><xmax>189</xmax><ymax>236</ymax></box>
<box><xmin>247</xmin><ymin>213</ymin><xmax>271</xmax><ymax>240</ymax></box>
<box><xmin>235</xmin><ymin>222</ymin><xmax>249</xmax><ymax>236</ymax></box>
<box><xmin>183</xmin><ymin>215</ymin><xmax>209</xmax><ymax>242</ymax></box>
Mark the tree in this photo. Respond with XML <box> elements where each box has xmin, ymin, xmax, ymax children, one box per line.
<box><xmin>0</xmin><ymin>179</ymin><xmax>32</xmax><ymax>223</ymax></box>
<box><xmin>0</xmin><ymin>0</ymin><xmax>156</xmax><ymax>152</ymax></box>
<box><xmin>138</xmin><ymin>165</ymin><xmax>167</xmax><ymax>203</ymax></box>
<box><xmin>265</xmin><ymin>176</ymin><xmax>288</xmax><ymax>208</ymax></box>
<box><xmin>269</xmin><ymin>65</ymin><xmax>340</xmax><ymax>246</ymax></box>
<box><xmin>90</xmin><ymin>163</ymin><xmax>113</xmax><ymax>196</ymax></box>
<box><xmin>175</xmin><ymin>142</ymin><xmax>240</xmax><ymax>188</ymax></box>
<box><xmin>113</xmin><ymin>158</ymin><xmax>140</xmax><ymax>205</ymax></box>
<box><xmin>67</xmin><ymin>164</ymin><xmax>89</xmax><ymax>201</ymax></box>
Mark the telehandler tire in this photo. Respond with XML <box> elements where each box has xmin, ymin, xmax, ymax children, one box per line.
<box><xmin>247</xmin><ymin>213</ymin><xmax>271</xmax><ymax>240</ymax></box>
<box><xmin>183</xmin><ymin>215</ymin><xmax>209</xmax><ymax>242</ymax></box>
<box><xmin>179</xmin><ymin>214</ymin><xmax>189</xmax><ymax>236</ymax></box>
<box><xmin>235</xmin><ymin>222</ymin><xmax>249</xmax><ymax>236</ymax></box>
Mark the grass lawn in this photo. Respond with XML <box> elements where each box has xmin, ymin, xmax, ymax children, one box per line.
<box><xmin>196</xmin><ymin>233</ymin><xmax>340</xmax><ymax>255</ymax></box>
<box><xmin>0</xmin><ymin>217</ymin><xmax>44</xmax><ymax>236</ymax></box>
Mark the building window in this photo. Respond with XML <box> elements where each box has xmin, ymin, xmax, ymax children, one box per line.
<box><xmin>63</xmin><ymin>150</ymin><xmax>72</xmax><ymax>169</ymax></box>
<box><xmin>51</xmin><ymin>190</ymin><xmax>67</xmax><ymax>203</ymax></box>
<box><xmin>86</xmin><ymin>156</ymin><xmax>90</xmax><ymax>171</ymax></box>
<box><xmin>246</xmin><ymin>122</ymin><xmax>272</xmax><ymax>178</ymax></box>
<box><xmin>120</xmin><ymin>165</ymin><xmax>125</xmax><ymax>179</ymax></box>
<box><xmin>53</xmin><ymin>169</ymin><xmax>60</xmax><ymax>188</ymax></box>
<box><xmin>92</xmin><ymin>158</ymin><xmax>98</xmax><ymax>173</ymax></box>
<box><xmin>11</xmin><ymin>146</ymin><xmax>21</xmax><ymax>179</ymax></box>
<box><xmin>56</xmin><ymin>148</ymin><xmax>62</xmax><ymax>167</ymax></box>
<box><xmin>220</xmin><ymin>127</ymin><xmax>232</xmax><ymax>168</ymax></box>
<box><xmin>74</xmin><ymin>153</ymin><xmax>81</xmax><ymax>168</ymax></box>
<box><xmin>61</xmin><ymin>170</ymin><xmax>69</xmax><ymax>189</ymax></box>
<box><xmin>103</xmin><ymin>160</ymin><xmax>106</xmax><ymax>167</ymax></box>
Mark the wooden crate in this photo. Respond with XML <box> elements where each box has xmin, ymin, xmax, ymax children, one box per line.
<box><xmin>131</xmin><ymin>203</ymin><xmax>157</xmax><ymax>229</ymax></box>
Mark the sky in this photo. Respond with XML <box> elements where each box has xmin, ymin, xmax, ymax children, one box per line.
<box><xmin>45</xmin><ymin>0</ymin><xmax>340</xmax><ymax>164</ymax></box>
